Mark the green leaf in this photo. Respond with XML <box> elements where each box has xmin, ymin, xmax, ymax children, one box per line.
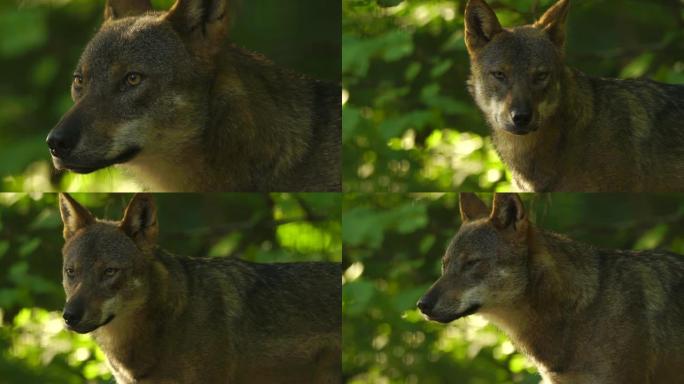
<box><xmin>343</xmin><ymin>105</ymin><xmax>362</xmax><ymax>143</ymax></box>
<box><xmin>0</xmin><ymin>9</ymin><xmax>48</xmax><ymax>58</ymax></box>
<box><xmin>18</xmin><ymin>238</ymin><xmax>41</xmax><ymax>257</ymax></box>
<box><xmin>633</xmin><ymin>224</ymin><xmax>668</xmax><ymax>250</ymax></box>
<box><xmin>343</xmin><ymin>279</ymin><xmax>376</xmax><ymax>315</ymax></box>
<box><xmin>620</xmin><ymin>53</ymin><xmax>654</xmax><ymax>78</ymax></box>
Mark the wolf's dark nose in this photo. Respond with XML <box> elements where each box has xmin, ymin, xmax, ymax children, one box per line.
<box><xmin>511</xmin><ymin>111</ymin><xmax>532</xmax><ymax>127</ymax></box>
<box><xmin>417</xmin><ymin>296</ymin><xmax>434</xmax><ymax>314</ymax></box>
<box><xmin>62</xmin><ymin>308</ymin><xmax>83</xmax><ymax>326</ymax></box>
<box><xmin>47</xmin><ymin>130</ymin><xmax>77</xmax><ymax>158</ymax></box>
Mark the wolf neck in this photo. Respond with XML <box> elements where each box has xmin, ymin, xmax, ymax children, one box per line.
<box><xmin>199</xmin><ymin>44</ymin><xmax>318</xmax><ymax>190</ymax></box>
<box><xmin>125</xmin><ymin>147</ymin><xmax>209</xmax><ymax>192</ymax></box>
<box><xmin>93</xmin><ymin>249</ymin><xmax>187</xmax><ymax>380</ymax></box>
<box><xmin>484</xmin><ymin>229</ymin><xmax>600</xmax><ymax>374</ymax></box>
<box><xmin>491</xmin><ymin>68</ymin><xmax>595</xmax><ymax>191</ymax></box>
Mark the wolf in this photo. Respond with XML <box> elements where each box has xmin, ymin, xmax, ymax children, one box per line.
<box><xmin>46</xmin><ymin>0</ymin><xmax>341</xmax><ymax>192</ymax></box>
<box><xmin>58</xmin><ymin>193</ymin><xmax>341</xmax><ymax>383</ymax></box>
<box><xmin>465</xmin><ymin>0</ymin><xmax>684</xmax><ymax>191</ymax></box>
<box><xmin>417</xmin><ymin>193</ymin><xmax>684</xmax><ymax>384</ymax></box>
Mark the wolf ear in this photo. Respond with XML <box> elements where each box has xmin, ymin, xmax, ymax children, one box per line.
<box><xmin>459</xmin><ymin>193</ymin><xmax>490</xmax><ymax>222</ymax></box>
<box><xmin>534</xmin><ymin>0</ymin><xmax>570</xmax><ymax>49</ymax></box>
<box><xmin>120</xmin><ymin>194</ymin><xmax>158</xmax><ymax>249</ymax></box>
<box><xmin>464</xmin><ymin>0</ymin><xmax>503</xmax><ymax>56</ymax></box>
<box><xmin>490</xmin><ymin>193</ymin><xmax>528</xmax><ymax>234</ymax></box>
<box><xmin>165</xmin><ymin>0</ymin><xmax>230</xmax><ymax>58</ymax></box>
<box><xmin>104</xmin><ymin>0</ymin><xmax>153</xmax><ymax>21</ymax></box>
<box><xmin>59</xmin><ymin>193</ymin><xmax>95</xmax><ymax>240</ymax></box>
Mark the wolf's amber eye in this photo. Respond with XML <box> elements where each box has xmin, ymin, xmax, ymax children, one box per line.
<box><xmin>491</xmin><ymin>71</ymin><xmax>506</xmax><ymax>81</ymax></box>
<box><xmin>463</xmin><ymin>259</ymin><xmax>481</xmax><ymax>269</ymax></box>
<box><xmin>535</xmin><ymin>72</ymin><xmax>550</xmax><ymax>82</ymax></box>
<box><xmin>73</xmin><ymin>75</ymin><xmax>83</xmax><ymax>87</ymax></box>
<box><xmin>104</xmin><ymin>268</ymin><xmax>119</xmax><ymax>277</ymax></box>
<box><xmin>126</xmin><ymin>72</ymin><xmax>143</xmax><ymax>86</ymax></box>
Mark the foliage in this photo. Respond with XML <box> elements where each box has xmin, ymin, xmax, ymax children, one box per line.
<box><xmin>342</xmin><ymin>193</ymin><xmax>684</xmax><ymax>383</ymax></box>
<box><xmin>0</xmin><ymin>0</ymin><xmax>340</xmax><ymax>192</ymax></box>
<box><xmin>342</xmin><ymin>0</ymin><xmax>684</xmax><ymax>192</ymax></box>
<box><xmin>0</xmin><ymin>192</ymin><xmax>341</xmax><ymax>382</ymax></box>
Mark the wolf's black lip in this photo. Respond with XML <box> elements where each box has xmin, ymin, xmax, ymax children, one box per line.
<box><xmin>112</xmin><ymin>147</ymin><xmax>141</xmax><ymax>164</ymax></box>
<box><xmin>503</xmin><ymin>125</ymin><xmax>535</xmax><ymax>136</ymax></box>
<box><xmin>427</xmin><ymin>304</ymin><xmax>482</xmax><ymax>324</ymax></box>
<box><xmin>66</xmin><ymin>314</ymin><xmax>115</xmax><ymax>334</ymax></box>
<box><xmin>58</xmin><ymin>146</ymin><xmax>141</xmax><ymax>174</ymax></box>
<box><xmin>100</xmin><ymin>314</ymin><xmax>115</xmax><ymax>327</ymax></box>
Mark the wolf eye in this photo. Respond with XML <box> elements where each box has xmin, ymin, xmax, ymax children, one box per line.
<box><xmin>104</xmin><ymin>268</ymin><xmax>119</xmax><ymax>277</ymax></box>
<box><xmin>463</xmin><ymin>259</ymin><xmax>482</xmax><ymax>269</ymax></box>
<box><xmin>73</xmin><ymin>75</ymin><xmax>83</xmax><ymax>87</ymax></box>
<box><xmin>491</xmin><ymin>71</ymin><xmax>506</xmax><ymax>81</ymax></box>
<box><xmin>65</xmin><ymin>267</ymin><xmax>76</xmax><ymax>277</ymax></box>
<box><xmin>126</xmin><ymin>72</ymin><xmax>143</xmax><ymax>87</ymax></box>
<box><xmin>535</xmin><ymin>72</ymin><xmax>550</xmax><ymax>82</ymax></box>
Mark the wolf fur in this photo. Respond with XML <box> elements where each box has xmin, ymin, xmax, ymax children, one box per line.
<box><xmin>58</xmin><ymin>193</ymin><xmax>341</xmax><ymax>383</ymax></box>
<box><xmin>465</xmin><ymin>0</ymin><xmax>684</xmax><ymax>191</ymax></box>
<box><xmin>47</xmin><ymin>0</ymin><xmax>341</xmax><ymax>192</ymax></box>
<box><xmin>418</xmin><ymin>193</ymin><xmax>684</xmax><ymax>383</ymax></box>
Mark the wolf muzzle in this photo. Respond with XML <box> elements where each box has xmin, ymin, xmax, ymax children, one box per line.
<box><xmin>504</xmin><ymin>108</ymin><xmax>537</xmax><ymax>135</ymax></box>
<box><xmin>417</xmin><ymin>293</ymin><xmax>481</xmax><ymax>323</ymax></box>
<box><xmin>47</xmin><ymin>104</ymin><xmax>142</xmax><ymax>173</ymax></box>
<box><xmin>62</xmin><ymin>305</ymin><xmax>84</xmax><ymax>328</ymax></box>
<box><xmin>63</xmin><ymin>299</ymin><xmax>115</xmax><ymax>333</ymax></box>
<box><xmin>47</xmin><ymin>109</ymin><xmax>83</xmax><ymax>160</ymax></box>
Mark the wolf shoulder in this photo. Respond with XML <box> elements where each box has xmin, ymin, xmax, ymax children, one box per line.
<box><xmin>161</xmin><ymin>253</ymin><xmax>341</xmax><ymax>315</ymax></box>
<box><xmin>587</xmin><ymin>75</ymin><xmax>684</xmax><ymax>135</ymax></box>
<box><xmin>600</xmin><ymin>247</ymin><xmax>684</xmax><ymax>285</ymax></box>
<box><xmin>210</xmin><ymin>45</ymin><xmax>342</xmax><ymax>191</ymax></box>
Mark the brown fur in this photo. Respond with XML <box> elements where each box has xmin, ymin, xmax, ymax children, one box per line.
<box><xmin>418</xmin><ymin>193</ymin><xmax>684</xmax><ymax>383</ymax></box>
<box><xmin>465</xmin><ymin>0</ymin><xmax>684</xmax><ymax>191</ymax></box>
<box><xmin>47</xmin><ymin>0</ymin><xmax>340</xmax><ymax>192</ymax></box>
<box><xmin>58</xmin><ymin>193</ymin><xmax>341</xmax><ymax>383</ymax></box>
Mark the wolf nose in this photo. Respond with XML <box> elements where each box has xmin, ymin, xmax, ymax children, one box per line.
<box><xmin>511</xmin><ymin>111</ymin><xmax>532</xmax><ymax>127</ymax></box>
<box><xmin>417</xmin><ymin>297</ymin><xmax>434</xmax><ymax>314</ymax></box>
<box><xmin>62</xmin><ymin>308</ymin><xmax>83</xmax><ymax>326</ymax></box>
<box><xmin>46</xmin><ymin>130</ymin><xmax>76</xmax><ymax>158</ymax></box>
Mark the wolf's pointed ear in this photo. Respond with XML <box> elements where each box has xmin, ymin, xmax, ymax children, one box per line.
<box><xmin>533</xmin><ymin>0</ymin><xmax>570</xmax><ymax>49</ymax></box>
<box><xmin>464</xmin><ymin>0</ymin><xmax>503</xmax><ymax>56</ymax></box>
<box><xmin>120</xmin><ymin>194</ymin><xmax>158</xmax><ymax>249</ymax></box>
<box><xmin>165</xmin><ymin>0</ymin><xmax>230</xmax><ymax>58</ymax></box>
<box><xmin>104</xmin><ymin>0</ymin><xmax>153</xmax><ymax>22</ymax></box>
<box><xmin>459</xmin><ymin>193</ymin><xmax>489</xmax><ymax>222</ymax></box>
<box><xmin>59</xmin><ymin>193</ymin><xmax>95</xmax><ymax>240</ymax></box>
<box><xmin>490</xmin><ymin>193</ymin><xmax>528</xmax><ymax>234</ymax></box>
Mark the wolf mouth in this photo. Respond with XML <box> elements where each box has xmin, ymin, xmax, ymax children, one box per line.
<box><xmin>503</xmin><ymin>124</ymin><xmax>537</xmax><ymax>136</ymax></box>
<box><xmin>68</xmin><ymin>314</ymin><xmax>116</xmax><ymax>334</ymax></box>
<box><xmin>59</xmin><ymin>146</ymin><xmax>141</xmax><ymax>174</ymax></box>
<box><xmin>430</xmin><ymin>304</ymin><xmax>482</xmax><ymax>324</ymax></box>
<box><xmin>99</xmin><ymin>314</ymin><xmax>115</xmax><ymax>328</ymax></box>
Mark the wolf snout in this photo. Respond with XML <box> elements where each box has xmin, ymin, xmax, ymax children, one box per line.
<box><xmin>62</xmin><ymin>306</ymin><xmax>84</xmax><ymax>327</ymax></box>
<box><xmin>510</xmin><ymin>109</ymin><xmax>532</xmax><ymax>128</ymax></box>
<box><xmin>416</xmin><ymin>295</ymin><xmax>435</xmax><ymax>315</ymax></box>
<box><xmin>47</xmin><ymin>129</ymin><xmax>78</xmax><ymax>159</ymax></box>
<box><xmin>504</xmin><ymin>108</ymin><xmax>537</xmax><ymax>135</ymax></box>
<box><xmin>47</xmin><ymin>106</ymin><xmax>84</xmax><ymax>159</ymax></box>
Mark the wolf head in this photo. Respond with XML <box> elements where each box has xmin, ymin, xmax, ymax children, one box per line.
<box><xmin>417</xmin><ymin>193</ymin><xmax>531</xmax><ymax>323</ymax></box>
<box><xmin>465</xmin><ymin>0</ymin><xmax>570</xmax><ymax>135</ymax></box>
<box><xmin>46</xmin><ymin>0</ymin><xmax>230</xmax><ymax>174</ymax></box>
<box><xmin>58</xmin><ymin>193</ymin><xmax>158</xmax><ymax>334</ymax></box>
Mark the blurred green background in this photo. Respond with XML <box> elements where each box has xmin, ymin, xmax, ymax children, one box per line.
<box><xmin>0</xmin><ymin>192</ymin><xmax>341</xmax><ymax>383</ymax></box>
<box><xmin>342</xmin><ymin>193</ymin><xmax>684</xmax><ymax>383</ymax></box>
<box><xmin>0</xmin><ymin>0</ymin><xmax>341</xmax><ymax>192</ymax></box>
<box><xmin>342</xmin><ymin>0</ymin><xmax>684</xmax><ymax>192</ymax></box>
